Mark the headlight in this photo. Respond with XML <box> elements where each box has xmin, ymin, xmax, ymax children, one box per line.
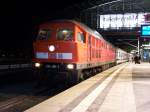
<box><xmin>48</xmin><ymin>45</ymin><xmax>55</xmax><ymax>52</ymax></box>
<box><xmin>67</xmin><ymin>64</ymin><xmax>74</xmax><ymax>69</ymax></box>
<box><xmin>35</xmin><ymin>63</ymin><xmax>41</xmax><ymax>68</ymax></box>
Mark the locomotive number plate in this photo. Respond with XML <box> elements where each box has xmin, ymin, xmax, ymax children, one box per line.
<box><xmin>49</xmin><ymin>53</ymin><xmax>56</xmax><ymax>59</ymax></box>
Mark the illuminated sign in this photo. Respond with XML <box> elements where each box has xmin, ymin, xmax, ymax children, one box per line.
<box><xmin>99</xmin><ymin>13</ymin><xmax>149</xmax><ymax>29</ymax></box>
<box><xmin>141</xmin><ymin>25</ymin><xmax>150</xmax><ymax>37</ymax></box>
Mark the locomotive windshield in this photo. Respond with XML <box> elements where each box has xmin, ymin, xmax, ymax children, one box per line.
<box><xmin>57</xmin><ymin>29</ymin><xmax>73</xmax><ymax>41</ymax></box>
<box><xmin>37</xmin><ymin>29</ymin><xmax>51</xmax><ymax>40</ymax></box>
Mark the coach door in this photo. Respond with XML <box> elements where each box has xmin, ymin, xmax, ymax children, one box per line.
<box><xmin>88</xmin><ymin>35</ymin><xmax>92</xmax><ymax>61</ymax></box>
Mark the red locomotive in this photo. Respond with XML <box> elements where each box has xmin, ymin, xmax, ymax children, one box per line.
<box><xmin>33</xmin><ymin>20</ymin><xmax>116</xmax><ymax>84</ymax></box>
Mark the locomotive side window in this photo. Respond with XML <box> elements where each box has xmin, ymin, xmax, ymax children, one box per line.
<box><xmin>37</xmin><ymin>29</ymin><xmax>51</xmax><ymax>40</ymax></box>
<box><xmin>77</xmin><ymin>32</ymin><xmax>85</xmax><ymax>43</ymax></box>
<box><xmin>57</xmin><ymin>29</ymin><xmax>73</xmax><ymax>41</ymax></box>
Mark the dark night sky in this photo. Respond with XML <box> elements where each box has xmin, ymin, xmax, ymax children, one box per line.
<box><xmin>0</xmin><ymin>0</ymin><xmax>84</xmax><ymax>53</ymax></box>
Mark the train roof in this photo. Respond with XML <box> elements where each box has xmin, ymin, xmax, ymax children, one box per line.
<box><xmin>47</xmin><ymin>19</ymin><xmax>103</xmax><ymax>40</ymax></box>
<box><xmin>71</xmin><ymin>20</ymin><xmax>103</xmax><ymax>39</ymax></box>
<box><xmin>116</xmin><ymin>47</ymin><xmax>129</xmax><ymax>53</ymax></box>
<box><xmin>42</xmin><ymin>19</ymin><xmax>115</xmax><ymax>48</ymax></box>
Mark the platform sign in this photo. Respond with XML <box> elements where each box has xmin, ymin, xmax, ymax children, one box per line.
<box><xmin>99</xmin><ymin>13</ymin><xmax>146</xmax><ymax>29</ymax></box>
<box><xmin>141</xmin><ymin>25</ymin><xmax>150</xmax><ymax>37</ymax></box>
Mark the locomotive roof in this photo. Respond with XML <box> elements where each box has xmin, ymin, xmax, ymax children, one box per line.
<box><xmin>43</xmin><ymin>20</ymin><xmax>115</xmax><ymax>48</ymax></box>
<box><xmin>72</xmin><ymin>20</ymin><xmax>103</xmax><ymax>39</ymax></box>
<box><xmin>48</xmin><ymin>19</ymin><xmax>103</xmax><ymax>39</ymax></box>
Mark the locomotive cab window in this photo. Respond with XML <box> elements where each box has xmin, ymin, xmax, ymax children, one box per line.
<box><xmin>77</xmin><ymin>32</ymin><xmax>85</xmax><ymax>43</ymax></box>
<box><xmin>57</xmin><ymin>29</ymin><xmax>73</xmax><ymax>41</ymax></box>
<box><xmin>37</xmin><ymin>29</ymin><xmax>51</xmax><ymax>40</ymax></box>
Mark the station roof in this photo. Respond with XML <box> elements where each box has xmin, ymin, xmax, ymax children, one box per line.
<box><xmin>59</xmin><ymin>0</ymin><xmax>150</xmax><ymax>52</ymax></box>
<box><xmin>61</xmin><ymin>0</ymin><xmax>150</xmax><ymax>52</ymax></box>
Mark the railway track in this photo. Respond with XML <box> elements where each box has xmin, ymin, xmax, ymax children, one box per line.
<box><xmin>0</xmin><ymin>95</ymin><xmax>28</xmax><ymax>111</ymax></box>
<box><xmin>0</xmin><ymin>82</ymin><xmax>70</xmax><ymax>112</ymax></box>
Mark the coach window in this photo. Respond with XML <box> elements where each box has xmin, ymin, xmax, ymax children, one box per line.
<box><xmin>77</xmin><ymin>32</ymin><xmax>85</xmax><ymax>43</ymax></box>
<box><xmin>57</xmin><ymin>29</ymin><xmax>73</xmax><ymax>41</ymax></box>
<box><xmin>37</xmin><ymin>29</ymin><xmax>51</xmax><ymax>40</ymax></box>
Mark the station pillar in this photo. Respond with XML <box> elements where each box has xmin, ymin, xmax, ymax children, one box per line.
<box><xmin>138</xmin><ymin>37</ymin><xmax>140</xmax><ymax>55</ymax></box>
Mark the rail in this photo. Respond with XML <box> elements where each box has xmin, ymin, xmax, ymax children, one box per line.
<box><xmin>0</xmin><ymin>63</ymin><xmax>33</xmax><ymax>75</ymax></box>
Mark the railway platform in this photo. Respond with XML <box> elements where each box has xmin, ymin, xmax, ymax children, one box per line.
<box><xmin>25</xmin><ymin>62</ymin><xmax>150</xmax><ymax>112</ymax></box>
